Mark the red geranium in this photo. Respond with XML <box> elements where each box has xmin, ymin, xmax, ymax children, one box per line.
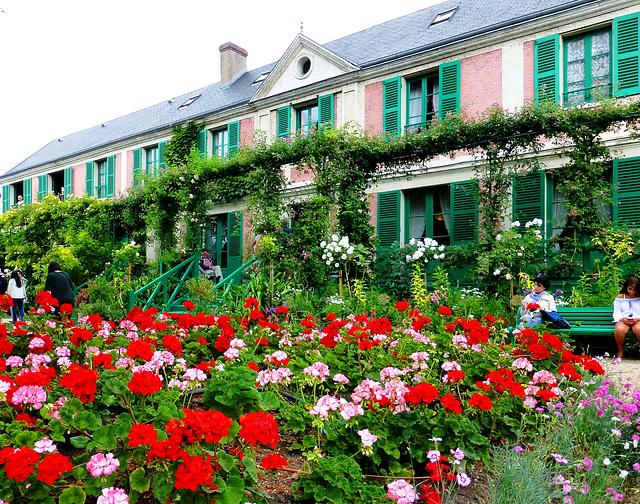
<box><xmin>69</xmin><ymin>327</ymin><xmax>94</xmax><ymax>347</ymax></box>
<box><xmin>440</xmin><ymin>393</ymin><xmax>462</xmax><ymax>414</ymax></box>
<box><xmin>468</xmin><ymin>393</ymin><xmax>493</xmax><ymax>411</ymax></box>
<box><xmin>239</xmin><ymin>411</ymin><xmax>280</xmax><ymax>448</ymax></box>
<box><xmin>405</xmin><ymin>383</ymin><xmax>439</xmax><ymax>404</ymax></box>
<box><xmin>37</xmin><ymin>452</ymin><xmax>72</xmax><ymax>485</ymax></box>
<box><xmin>275</xmin><ymin>306</ymin><xmax>289</xmax><ymax>315</ymax></box>
<box><xmin>183</xmin><ymin>300</ymin><xmax>195</xmax><ymax>311</ymax></box>
<box><xmin>437</xmin><ymin>306</ymin><xmax>452</xmax><ymax>317</ymax></box>
<box><xmin>4</xmin><ymin>446</ymin><xmax>39</xmax><ymax>482</ymax></box>
<box><xmin>0</xmin><ymin>293</ymin><xmax>13</xmax><ymax>312</ymax></box>
<box><xmin>244</xmin><ymin>297</ymin><xmax>259</xmax><ymax>308</ymax></box>
<box><xmin>59</xmin><ymin>303</ymin><xmax>74</xmax><ymax>316</ymax></box>
<box><xmin>558</xmin><ymin>362</ymin><xmax>582</xmax><ymax>381</ymax></box>
<box><xmin>174</xmin><ymin>453</ymin><xmax>215</xmax><ymax>491</ymax></box>
<box><xmin>262</xmin><ymin>453</ymin><xmax>288</xmax><ymax>470</ymax></box>
<box><xmin>395</xmin><ymin>300</ymin><xmax>410</xmax><ymax>312</ymax></box>
<box><xmin>59</xmin><ymin>364</ymin><xmax>99</xmax><ymax>403</ymax></box>
<box><xmin>128</xmin><ymin>370</ymin><xmax>163</xmax><ymax>395</ymax></box>
<box><xmin>126</xmin><ymin>339</ymin><xmax>155</xmax><ymax>361</ymax></box>
<box><xmin>162</xmin><ymin>335</ymin><xmax>183</xmax><ymax>357</ymax></box>
<box><xmin>128</xmin><ymin>424</ymin><xmax>158</xmax><ymax>448</ymax></box>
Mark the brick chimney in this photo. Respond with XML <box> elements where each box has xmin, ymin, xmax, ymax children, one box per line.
<box><xmin>219</xmin><ymin>42</ymin><xmax>248</xmax><ymax>88</ymax></box>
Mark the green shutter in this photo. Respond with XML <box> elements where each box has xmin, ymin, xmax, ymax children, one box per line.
<box><xmin>614</xmin><ymin>13</ymin><xmax>640</xmax><ymax>97</ymax></box>
<box><xmin>534</xmin><ymin>34</ymin><xmax>560</xmax><ymax>103</ymax></box>
<box><xmin>85</xmin><ymin>161</ymin><xmax>94</xmax><ymax>197</ymax></box>
<box><xmin>513</xmin><ymin>172</ymin><xmax>545</xmax><ymax>231</ymax></box>
<box><xmin>196</xmin><ymin>130</ymin><xmax>208</xmax><ymax>158</ymax></box>
<box><xmin>613</xmin><ymin>157</ymin><xmax>640</xmax><ymax>226</ymax></box>
<box><xmin>158</xmin><ymin>141</ymin><xmax>167</xmax><ymax>169</ymax></box>
<box><xmin>318</xmin><ymin>93</ymin><xmax>334</xmax><ymax>129</ymax></box>
<box><xmin>377</xmin><ymin>191</ymin><xmax>400</xmax><ymax>248</ymax></box>
<box><xmin>38</xmin><ymin>174</ymin><xmax>48</xmax><ymax>201</ymax></box>
<box><xmin>383</xmin><ymin>77</ymin><xmax>401</xmax><ymax>136</ymax></box>
<box><xmin>277</xmin><ymin>106</ymin><xmax>291</xmax><ymax>138</ymax></box>
<box><xmin>106</xmin><ymin>155</ymin><xmax>115</xmax><ymax>197</ymax></box>
<box><xmin>450</xmin><ymin>181</ymin><xmax>478</xmax><ymax>245</ymax></box>
<box><xmin>64</xmin><ymin>166</ymin><xmax>73</xmax><ymax>199</ymax></box>
<box><xmin>227</xmin><ymin>211</ymin><xmax>243</xmax><ymax>273</ymax></box>
<box><xmin>439</xmin><ymin>60</ymin><xmax>460</xmax><ymax>119</ymax></box>
<box><xmin>133</xmin><ymin>148</ymin><xmax>142</xmax><ymax>186</ymax></box>
<box><xmin>228</xmin><ymin>121</ymin><xmax>240</xmax><ymax>157</ymax></box>
<box><xmin>1</xmin><ymin>186</ymin><xmax>10</xmax><ymax>213</ymax></box>
<box><xmin>23</xmin><ymin>178</ymin><xmax>32</xmax><ymax>205</ymax></box>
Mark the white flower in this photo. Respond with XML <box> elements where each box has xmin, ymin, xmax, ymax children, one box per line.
<box><xmin>495</xmin><ymin>234</ymin><xmax>501</xmax><ymax>241</ymax></box>
<box><xmin>505</xmin><ymin>273</ymin><xmax>512</xmax><ymax>280</ymax></box>
<box><xmin>409</xmin><ymin>238</ymin><xmax>416</xmax><ymax>245</ymax></box>
<box><xmin>619</xmin><ymin>470</ymin><xmax>629</xmax><ymax>479</ymax></box>
<box><xmin>341</xmin><ymin>254</ymin><xmax>347</xmax><ymax>260</ymax></box>
<box><xmin>603</xmin><ymin>458</ymin><xmax>611</xmax><ymax>466</ymax></box>
<box><xmin>320</xmin><ymin>241</ymin><xmax>327</xmax><ymax>248</ymax></box>
<box><xmin>511</xmin><ymin>221</ymin><xmax>520</xmax><ymax>228</ymax></box>
<box><xmin>331</xmin><ymin>234</ymin><xmax>339</xmax><ymax>242</ymax></box>
<box><xmin>493</xmin><ymin>269</ymin><xmax>501</xmax><ymax>276</ymax></box>
<box><xmin>334</xmin><ymin>263</ymin><xmax>339</xmax><ymax>268</ymax></box>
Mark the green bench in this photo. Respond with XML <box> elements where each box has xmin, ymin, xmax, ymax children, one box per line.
<box><xmin>511</xmin><ymin>306</ymin><xmax>624</xmax><ymax>354</ymax></box>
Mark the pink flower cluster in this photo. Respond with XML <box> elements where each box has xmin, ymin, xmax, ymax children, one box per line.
<box><xmin>387</xmin><ymin>479</ymin><xmax>418</xmax><ymax>504</ymax></box>
<box><xmin>302</xmin><ymin>362</ymin><xmax>330</xmax><ymax>382</ymax></box>
<box><xmin>87</xmin><ymin>453</ymin><xmax>120</xmax><ymax>477</ymax></box>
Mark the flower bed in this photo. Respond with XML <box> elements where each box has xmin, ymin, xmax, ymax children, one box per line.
<box><xmin>0</xmin><ymin>292</ymin><xmax>636</xmax><ymax>504</ymax></box>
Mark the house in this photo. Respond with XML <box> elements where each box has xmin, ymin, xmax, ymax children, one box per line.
<box><xmin>2</xmin><ymin>0</ymin><xmax>640</xmax><ymax>278</ymax></box>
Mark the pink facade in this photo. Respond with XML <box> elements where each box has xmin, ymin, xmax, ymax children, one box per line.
<box><xmin>460</xmin><ymin>49</ymin><xmax>503</xmax><ymax>118</ymax></box>
<box><xmin>114</xmin><ymin>153</ymin><xmax>122</xmax><ymax>196</ymax></box>
<box><xmin>368</xmin><ymin>193</ymin><xmax>378</xmax><ymax>236</ymax></box>
<box><xmin>365</xmin><ymin>82</ymin><xmax>384</xmax><ymax>135</ymax></box>
<box><xmin>523</xmin><ymin>40</ymin><xmax>535</xmax><ymax>103</ymax></box>
<box><xmin>290</xmin><ymin>166</ymin><xmax>314</xmax><ymax>184</ymax></box>
<box><xmin>126</xmin><ymin>150</ymin><xmax>133</xmax><ymax>192</ymax></box>
<box><xmin>240</xmin><ymin>117</ymin><xmax>255</xmax><ymax>148</ymax></box>
<box><xmin>72</xmin><ymin>164</ymin><xmax>84</xmax><ymax>197</ymax></box>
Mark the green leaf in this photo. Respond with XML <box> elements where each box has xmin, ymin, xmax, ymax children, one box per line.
<box><xmin>303</xmin><ymin>435</ymin><xmax>317</xmax><ymax>448</ymax></box>
<box><xmin>92</xmin><ymin>424</ymin><xmax>117</xmax><ymax>450</ymax></box>
<box><xmin>313</xmin><ymin>485</ymin><xmax>327</xmax><ymax>501</ymax></box>
<box><xmin>73</xmin><ymin>411</ymin><xmax>98</xmax><ymax>431</ymax></box>
<box><xmin>59</xmin><ymin>398</ymin><xmax>85</xmax><ymax>425</ymax></box>
<box><xmin>130</xmin><ymin>467</ymin><xmax>151</xmax><ymax>492</ymax></box>
<box><xmin>70</xmin><ymin>436</ymin><xmax>90</xmax><ymax>449</ymax></box>
<box><xmin>217</xmin><ymin>420</ymin><xmax>241</xmax><ymax>445</ymax></box>
<box><xmin>242</xmin><ymin>454</ymin><xmax>258</xmax><ymax>482</ymax></box>
<box><xmin>215</xmin><ymin>475</ymin><xmax>245</xmax><ymax>504</ymax></box>
<box><xmin>71</xmin><ymin>466</ymin><xmax>88</xmax><ymax>481</ymax></box>
<box><xmin>15</xmin><ymin>431</ymin><xmax>38</xmax><ymax>446</ymax></box>
<box><xmin>217</xmin><ymin>450</ymin><xmax>236</xmax><ymax>472</ymax></box>
<box><xmin>104</xmin><ymin>377</ymin><xmax>128</xmax><ymax>395</ymax></box>
<box><xmin>258</xmin><ymin>391</ymin><xmax>280</xmax><ymax>411</ymax></box>
<box><xmin>59</xmin><ymin>486</ymin><xmax>86</xmax><ymax>504</ymax></box>
<box><xmin>153</xmin><ymin>471</ymin><xmax>175</xmax><ymax>503</ymax></box>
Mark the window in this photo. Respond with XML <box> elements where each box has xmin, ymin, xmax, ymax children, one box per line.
<box><xmin>383</xmin><ymin>61</ymin><xmax>459</xmax><ymax>136</ymax></box>
<box><xmin>406</xmin><ymin>73</ymin><xmax>439</xmax><ymax>131</ymax></box>
<box><xmin>564</xmin><ymin>29</ymin><xmax>611</xmax><ymax>104</ymax></box>
<box><xmin>213</xmin><ymin>129</ymin><xmax>228</xmax><ymax>157</ymax></box>
<box><xmin>178</xmin><ymin>94</ymin><xmax>201</xmax><ymax>109</ymax></box>
<box><xmin>96</xmin><ymin>160</ymin><xmax>107</xmax><ymax>199</ymax></box>
<box><xmin>86</xmin><ymin>156</ymin><xmax>115</xmax><ymax>198</ymax></box>
<box><xmin>296</xmin><ymin>104</ymin><xmax>318</xmax><ymax>135</ymax></box>
<box><xmin>405</xmin><ymin>186</ymin><xmax>451</xmax><ymax>245</ymax></box>
<box><xmin>534</xmin><ymin>13</ymin><xmax>640</xmax><ymax>104</ymax></box>
<box><xmin>146</xmin><ymin>147</ymin><xmax>159</xmax><ymax>175</ymax></box>
<box><xmin>252</xmin><ymin>72</ymin><xmax>269</xmax><ymax>85</ymax></box>
<box><xmin>10</xmin><ymin>181</ymin><xmax>23</xmax><ymax>207</ymax></box>
<box><xmin>431</xmin><ymin>8</ymin><xmax>457</xmax><ymax>26</ymax></box>
<box><xmin>50</xmin><ymin>170</ymin><xmax>65</xmax><ymax>199</ymax></box>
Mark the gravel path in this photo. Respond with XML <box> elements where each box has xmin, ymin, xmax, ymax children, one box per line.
<box><xmin>601</xmin><ymin>358</ymin><xmax>640</xmax><ymax>387</ymax></box>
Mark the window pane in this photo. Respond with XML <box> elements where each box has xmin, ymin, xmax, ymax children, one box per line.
<box><xmin>591</xmin><ymin>31</ymin><xmax>609</xmax><ymax>56</ymax></box>
<box><xmin>214</xmin><ymin>130</ymin><xmax>228</xmax><ymax>157</ymax></box>
<box><xmin>567</xmin><ymin>38</ymin><xmax>584</xmax><ymax>62</ymax></box>
<box><xmin>567</xmin><ymin>61</ymin><xmax>585</xmax><ymax>83</ymax></box>
<box><xmin>591</xmin><ymin>54</ymin><xmax>609</xmax><ymax>80</ymax></box>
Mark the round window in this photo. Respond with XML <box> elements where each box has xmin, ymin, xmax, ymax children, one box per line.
<box><xmin>296</xmin><ymin>56</ymin><xmax>312</xmax><ymax>78</ymax></box>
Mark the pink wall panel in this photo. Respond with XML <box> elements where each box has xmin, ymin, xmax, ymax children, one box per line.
<box><xmin>523</xmin><ymin>40</ymin><xmax>535</xmax><ymax>103</ymax></box>
<box><xmin>369</xmin><ymin>193</ymin><xmax>378</xmax><ymax>235</ymax></box>
<box><xmin>126</xmin><ymin>150</ymin><xmax>133</xmax><ymax>190</ymax></box>
<box><xmin>114</xmin><ymin>153</ymin><xmax>122</xmax><ymax>196</ymax></box>
<box><xmin>460</xmin><ymin>49</ymin><xmax>502</xmax><ymax>118</ymax></box>
<box><xmin>72</xmin><ymin>164</ymin><xmax>84</xmax><ymax>197</ymax></box>
<box><xmin>240</xmin><ymin>117</ymin><xmax>255</xmax><ymax>148</ymax></box>
<box><xmin>365</xmin><ymin>82</ymin><xmax>384</xmax><ymax>135</ymax></box>
<box><xmin>290</xmin><ymin>166</ymin><xmax>314</xmax><ymax>183</ymax></box>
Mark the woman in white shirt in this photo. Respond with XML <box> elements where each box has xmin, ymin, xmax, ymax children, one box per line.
<box><xmin>613</xmin><ymin>276</ymin><xmax>640</xmax><ymax>358</ymax></box>
<box><xmin>7</xmin><ymin>269</ymin><xmax>26</xmax><ymax>323</ymax></box>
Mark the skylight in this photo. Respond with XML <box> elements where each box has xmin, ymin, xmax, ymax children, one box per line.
<box><xmin>431</xmin><ymin>8</ymin><xmax>457</xmax><ymax>26</ymax></box>
<box><xmin>252</xmin><ymin>72</ymin><xmax>269</xmax><ymax>85</ymax></box>
<box><xmin>178</xmin><ymin>94</ymin><xmax>201</xmax><ymax>109</ymax></box>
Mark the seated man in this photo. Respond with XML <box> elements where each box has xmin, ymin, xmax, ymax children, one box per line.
<box><xmin>199</xmin><ymin>250</ymin><xmax>223</xmax><ymax>283</ymax></box>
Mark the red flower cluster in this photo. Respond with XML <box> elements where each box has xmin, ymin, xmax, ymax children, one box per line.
<box><xmin>174</xmin><ymin>453</ymin><xmax>216</xmax><ymax>491</ymax></box>
<box><xmin>261</xmin><ymin>453</ymin><xmax>288</xmax><ymax>470</ymax></box>
<box><xmin>37</xmin><ymin>452</ymin><xmax>73</xmax><ymax>484</ymax></box>
<box><xmin>440</xmin><ymin>393</ymin><xmax>462</xmax><ymax>414</ymax></box>
<box><xmin>126</xmin><ymin>338</ymin><xmax>155</xmax><ymax>361</ymax></box>
<box><xmin>0</xmin><ymin>293</ymin><xmax>13</xmax><ymax>312</ymax></box>
<box><xmin>1</xmin><ymin>446</ymin><xmax>40</xmax><ymax>481</ymax></box>
<box><xmin>526</xmin><ymin>303</ymin><xmax>540</xmax><ymax>310</ymax></box>
<box><xmin>405</xmin><ymin>383</ymin><xmax>439</xmax><ymax>404</ymax></box>
<box><xmin>166</xmin><ymin>409</ymin><xmax>233</xmax><ymax>445</ymax></box>
<box><xmin>183</xmin><ymin>300</ymin><xmax>195</xmax><ymax>310</ymax></box>
<box><xmin>59</xmin><ymin>364</ymin><xmax>99</xmax><ymax>403</ymax></box>
<box><xmin>395</xmin><ymin>300</ymin><xmax>410</xmax><ymax>312</ymax></box>
<box><xmin>275</xmin><ymin>306</ymin><xmax>289</xmax><ymax>315</ymax></box>
<box><xmin>128</xmin><ymin>370</ymin><xmax>163</xmax><ymax>395</ymax></box>
<box><xmin>558</xmin><ymin>362</ymin><xmax>582</xmax><ymax>381</ymax></box>
<box><xmin>468</xmin><ymin>393</ymin><xmax>493</xmax><ymax>411</ymax></box>
<box><xmin>69</xmin><ymin>327</ymin><xmax>94</xmax><ymax>347</ymax></box>
<box><xmin>239</xmin><ymin>411</ymin><xmax>280</xmax><ymax>448</ymax></box>
<box><xmin>476</xmin><ymin>368</ymin><xmax>525</xmax><ymax>398</ymax></box>
<box><xmin>35</xmin><ymin>291</ymin><xmax>58</xmax><ymax>310</ymax></box>
<box><xmin>244</xmin><ymin>297</ymin><xmax>259</xmax><ymax>308</ymax></box>
<box><xmin>162</xmin><ymin>335</ymin><xmax>183</xmax><ymax>357</ymax></box>
<box><xmin>437</xmin><ymin>306</ymin><xmax>452</xmax><ymax>317</ymax></box>
<box><xmin>128</xmin><ymin>423</ymin><xmax>158</xmax><ymax>448</ymax></box>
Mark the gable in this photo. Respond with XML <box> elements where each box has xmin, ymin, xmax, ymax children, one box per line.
<box><xmin>251</xmin><ymin>34</ymin><xmax>358</xmax><ymax>102</ymax></box>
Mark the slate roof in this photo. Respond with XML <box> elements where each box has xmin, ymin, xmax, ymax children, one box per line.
<box><xmin>3</xmin><ymin>0</ymin><xmax>600</xmax><ymax>179</ymax></box>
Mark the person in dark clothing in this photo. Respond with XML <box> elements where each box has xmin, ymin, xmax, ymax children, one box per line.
<box><xmin>0</xmin><ymin>274</ymin><xmax>7</xmax><ymax>296</ymax></box>
<box><xmin>44</xmin><ymin>261</ymin><xmax>75</xmax><ymax>312</ymax></box>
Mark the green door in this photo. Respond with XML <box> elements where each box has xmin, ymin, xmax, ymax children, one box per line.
<box><xmin>207</xmin><ymin>212</ymin><xmax>243</xmax><ymax>279</ymax></box>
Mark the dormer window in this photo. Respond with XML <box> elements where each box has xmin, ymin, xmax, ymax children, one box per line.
<box><xmin>431</xmin><ymin>8</ymin><xmax>457</xmax><ymax>26</ymax></box>
<box><xmin>295</xmin><ymin>56</ymin><xmax>313</xmax><ymax>79</ymax></box>
<box><xmin>252</xmin><ymin>72</ymin><xmax>269</xmax><ymax>85</ymax></box>
<box><xmin>178</xmin><ymin>94</ymin><xmax>201</xmax><ymax>109</ymax></box>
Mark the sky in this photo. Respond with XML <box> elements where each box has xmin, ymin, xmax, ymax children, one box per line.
<box><xmin>0</xmin><ymin>0</ymin><xmax>446</xmax><ymax>175</ymax></box>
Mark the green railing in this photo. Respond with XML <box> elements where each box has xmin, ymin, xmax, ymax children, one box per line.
<box><xmin>127</xmin><ymin>253</ymin><xmax>200</xmax><ymax>312</ymax></box>
<box><xmin>209</xmin><ymin>257</ymin><xmax>257</xmax><ymax>298</ymax></box>
<box><xmin>74</xmin><ymin>261</ymin><xmax>125</xmax><ymax>297</ymax></box>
